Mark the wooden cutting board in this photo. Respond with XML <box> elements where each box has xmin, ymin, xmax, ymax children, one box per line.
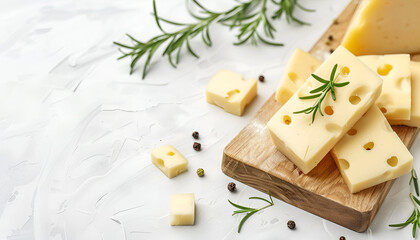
<box><xmin>221</xmin><ymin>0</ymin><xmax>420</xmax><ymax>233</ymax></box>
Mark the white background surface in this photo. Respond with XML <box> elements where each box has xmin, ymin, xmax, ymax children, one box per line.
<box><xmin>0</xmin><ymin>0</ymin><xmax>419</xmax><ymax>239</ymax></box>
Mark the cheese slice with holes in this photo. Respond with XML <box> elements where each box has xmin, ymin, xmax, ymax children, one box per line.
<box><xmin>331</xmin><ymin>106</ymin><xmax>413</xmax><ymax>193</ymax></box>
<box><xmin>267</xmin><ymin>46</ymin><xmax>383</xmax><ymax>174</ymax></box>
<box><xmin>151</xmin><ymin>145</ymin><xmax>188</xmax><ymax>178</ymax></box>
<box><xmin>341</xmin><ymin>0</ymin><xmax>420</xmax><ymax>55</ymax></box>
<box><xmin>206</xmin><ymin>70</ymin><xmax>257</xmax><ymax>116</ymax></box>
<box><xmin>358</xmin><ymin>54</ymin><xmax>411</xmax><ymax>121</ymax></box>
<box><xmin>390</xmin><ymin>62</ymin><xmax>420</xmax><ymax>127</ymax></box>
<box><xmin>275</xmin><ymin>49</ymin><xmax>322</xmax><ymax>104</ymax></box>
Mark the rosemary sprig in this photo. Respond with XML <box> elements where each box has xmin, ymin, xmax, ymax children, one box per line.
<box><xmin>293</xmin><ymin>64</ymin><xmax>350</xmax><ymax>123</ymax></box>
<box><xmin>114</xmin><ymin>0</ymin><xmax>313</xmax><ymax>78</ymax></box>
<box><xmin>410</xmin><ymin>169</ymin><xmax>419</xmax><ymax>196</ymax></box>
<box><xmin>389</xmin><ymin>193</ymin><xmax>420</xmax><ymax>238</ymax></box>
<box><xmin>228</xmin><ymin>191</ymin><xmax>274</xmax><ymax>233</ymax></box>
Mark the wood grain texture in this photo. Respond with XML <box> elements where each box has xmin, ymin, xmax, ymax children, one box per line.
<box><xmin>221</xmin><ymin>0</ymin><xmax>420</xmax><ymax>233</ymax></box>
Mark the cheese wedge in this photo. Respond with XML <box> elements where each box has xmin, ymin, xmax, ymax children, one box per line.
<box><xmin>358</xmin><ymin>54</ymin><xmax>411</xmax><ymax>121</ymax></box>
<box><xmin>275</xmin><ymin>49</ymin><xmax>322</xmax><ymax>104</ymax></box>
<box><xmin>390</xmin><ymin>62</ymin><xmax>420</xmax><ymax>127</ymax></box>
<box><xmin>331</xmin><ymin>106</ymin><xmax>413</xmax><ymax>193</ymax></box>
<box><xmin>341</xmin><ymin>0</ymin><xmax>420</xmax><ymax>55</ymax></box>
<box><xmin>170</xmin><ymin>193</ymin><xmax>195</xmax><ymax>226</ymax></box>
<box><xmin>267</xmin><ymin>46</ymin><xmax>383</xmax><ymax>174</ymax></box>
<box><xmin>151</xmin><ymin>145</ymin><xmax>188</xmax><ymax>179</ymax></box>
<box><xmin>206</xmin><ymin>70</ymin><xmax>257</xmax><ymax>116</ymax></box>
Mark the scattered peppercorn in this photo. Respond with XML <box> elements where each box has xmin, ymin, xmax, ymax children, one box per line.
<box><xmin>339</xmin><ymin>237</ymin><xmax>346</xmax><ymax>240</ymax></box>
<box><xmin>287</xmin><ymin>220</ymin><xmax>296</xmax><ymax>230</ymax></box>
<box><xmin>197</xmin><ymin>168</ymin><xmax>204</xmax><ymax>177</ymax></box>
<box><xmin>192</xmin><ymin>131</ymin><xmax>199</xmax><ymax>139</ymax></box>
<box><xmin>328</xmin><ymin>35</ymin><xmax>333</xmax><ymax>41</ymax></box>
<box><xmin>259</xmin><ymin>75</ymin><xmax>265</xmax><ymax>82</ymax></box>
<box><xmin>228</xmin><ymin>182</ymin><xmax>236</xmax><ymax>192</ymax></box>
<box><xmin>193</xmin><ymin>142</ymin><xmax>201</xmax><ymax>151</ymax></box>
<box><xmin>329</xmin><ymin>49</ymin><xmax>334</xmax><ymax>54</ymax></box>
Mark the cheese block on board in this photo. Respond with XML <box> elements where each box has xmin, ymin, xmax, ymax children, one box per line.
<box><xmin>331</xmin><ymin>106</ymin><xmax>413</xmax><ymax>193</ymax></box>
<box><xmin>267</xmin><ymin>46</ymin><xmax>383</xmax><ymax>174</ymax></box>
<box><xmin>206</xmin><ymin>70</ymin><xmax>257</xmax><ymax>116</ymax></box>
<box><xmin>341</xmin><ymin>0</ymin><xmax>420</xmax><ymax>55</ymax></box>
<box><xmin>151</xmin><ymin>145</ymin><xmax>188</xmax><ymax>178</ymax></box>
<box><xmin>390</xmin><ymin>62</ymin><xmax>420</xmax><ymax>127</ymax></box>
<box><xmin>275</xmin><ymin>49</ymin><xmax>322</xmax><ymax>104</ymax></box>
<box><xmin>358</xmin><ymin>54</ymin><xmax>411</xmax><ymax>121</ymax></box>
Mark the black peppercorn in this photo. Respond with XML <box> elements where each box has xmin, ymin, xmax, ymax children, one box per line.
<box><xmin>329</xmin><ymin>49</ymin><xmax>334</xmax><ymax>54</ymax></box>
<box><xmin>287</xmin><ymin>220</ymin><xmax>296</xmax><ymax>230</ymax></box>
<box><xmin>192</xmin><ymin>131</ymin><xmax>199</xmax><ymax>139</ymax></box>
<box><xmin>258</xmin><ymin>75</ymin><xmax>265</xmax><ymax>82</ymax></box>
<box><xmin>328</xmin><ymin>35</ymin><xmax>333</xmax><ymax>41</ymax></box>
<box><xmin>339</xmin><ymin>237</ymin><xmax>346</xmax><ymax>240</ymax></box>
<box><xmin>193</xmin><ymin>142</ymin><xmax>201</xmax><ymax>151</ymax></box>
<box><xmin>228</xmin><ymin>182</ymin><xmax>236</xmax><ymax>192</ymax></box>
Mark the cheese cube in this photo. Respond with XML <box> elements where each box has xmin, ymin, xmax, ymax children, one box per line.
<box><xmin>206</xmin><ymin>70</ymin><xmax>257</xmax><ymax>116</ymax></box>
<box><xmin>341</xmin><ymin>0</ymin><xmax>420</xmax><ymax>55</ymax></box>
<box><xmin>390</xmin><ymin>62</ymin><xmax>420</xmax><ymax>127</ymax></box>
<box><xmin>331</xmin><ymin>106</ymin><xmax>413</xmax><ymax>193</ymax></box>
<box><xmin>151</xmin><ymin>145</ymin><xmax>188</xmax><ymax>178</ymax></box>
<box><xmin>275</xmin><ymin>49</ymin><xmax>322</xmax><ymax>104</ymax></box>
<box><xmin>170</xmin><ymin>193</ymin><xmax>195</xmax><ymax>226</ymax></box>
<box><xmin>359</xmin><ymin>54</ymin><xmax>411</xmax><ymax>121</ymax></box>
<box><xmin>267</xmin><ymin>46</ymin><xmax>383</xmax><ymax>174</ymax></box>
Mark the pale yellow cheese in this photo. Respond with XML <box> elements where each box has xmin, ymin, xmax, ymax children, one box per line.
<box><xmin>331</xmin><ymin>106</ymin><xmax>413</xmax><ymax>193</ymax></box>
<box><xmin>341</xmin><ymin>0</ymin><xmax>420</xmax><ymax>55</ymax></box>
<box><xmin>170</xmin><ymin>193</ymin><xmax>195</xmax><ymax>226</ymax></box>
<box><xmin>151</xmin><ymin>145</ymin><xmax>188</xmax><ymax>179</ymax></box>
<box><xmin>390</xmin><ymin>62</ymin><xmax>420</xmax><ymax>127</ymax></box>
<box><xmin>267</xmin><ymin>46</ymin><xmax>383</xmax><ymax>174</ymax></box>
<box><xmin>275</xmin><ymin>49</ymin><xmax>322</xmax><ymax>104</ymax></box>
<box><xmin>359</xmin><ymin>54</ymin><xmax>411</xmax><ymax>121</ymax></box>
<box><xmin>206</xmin><ymin>70</ymin><xmax>257</xmax><ymax>116</ymax></box>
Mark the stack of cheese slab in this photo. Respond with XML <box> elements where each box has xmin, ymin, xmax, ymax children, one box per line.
<box><xmin>269</xmin><ymin>46</ymin><xmax>415</xmax><ymax>193</ymax></box>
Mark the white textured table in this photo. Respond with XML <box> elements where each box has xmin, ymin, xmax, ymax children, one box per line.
<box><xmin>0</xmin><ymin>0</ymin><xmax>418</xmax><ymax>239</ymax></box>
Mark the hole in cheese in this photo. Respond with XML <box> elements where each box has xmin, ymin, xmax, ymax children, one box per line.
<box><xmin>363</xmin><ymin>142</ymin><xmax>374</xmax><ymax>151</ymax></box>
<box><xmin>157</xmin><ymin>159</ymin><xmax>165</xmax><ymax>167</ymax></box>
<box><xmin>377</xmin><ymin>64</ymin><xmax>393</xmax><ymax>76</ymax></box>
<box><xmin>167</xmin><ymin>152</ymin><xmax>175</xmax><ymax>156</ymax></box>
<box><xmin>325</xmin><ymin>123</ymin><xmax>341</xmax><ymax>133</ymax></box>
<box><xmin>347</xmin><ymin>128</ymin><xmax>357</xmax><ymax>136</ymax></box>
<box><xmin>387</xmin><ymin>156</ymin><xmax>398</xmax><ymax>167</ymax></box>
<box><xmin>283</xmin><ymin>115</ymin><xmax>292</xmax><ymax>125</ymax></box>
<box><xmin>396</xmin><ymin>77</ymin><xmax>410</xmax><ymax>91</ymax></box>
<box><xmin>349</xmin><ymin>96</ymin><xmax>361</xmax><ymax>105</ymax></box>
<box><xmin>288</xmin><ymin>72</ymin><xmax>298</xmax><ymax>81</ymax></box>
<box><xmin>339</xmin><ymin>159</ymin><xmax>350</xmax><ymax>170</ymax></box>
<box><xmin>324</xmin><ymin>106</ymin><xmax>334</xmax><ymax>115</ymax></box>
<box><xmin>341</xmin><ymin>67</ymin><xmax>350</xmax><ymax>76</ymax></box>
<box><xmin>380</xmin><ymin>107</ymin><xmax>387</xmax><ymax>113</ymax></box>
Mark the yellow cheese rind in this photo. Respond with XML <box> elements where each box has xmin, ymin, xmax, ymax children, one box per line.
<box><xmin>341</xmin><ymin>0</ymin><xmax>420</xmax><ymax>55</ymax></box>
<box><xmin>267</xmin><ymin>46</ymin><xmax>383</xmax><ymax>174</ymax></box>
<box><xmin>390</xmin><ymin>62</ymin><xmax>420</xmax><ymax>127</ymax></box>
<box><xmin>359</xmin><ymin>54</ymin><xmax>411</xmax><ymax>121</ymax></box>
<box><xmin>151</xmin><ymin>145</ymin><xmax>188</xmax><ymax>179</ymax></box>
<box><xmin>170</xmin><ymin>193</ymin><xmax>195</xmax><ymax>226</ymax></box>
<box><xmin>206</xmin><ymin>70</ymin><xmax>257</xmax><ymax>116</ymax></box>
<box><xmin>275</xmin><ymin>49</ymin><xmax>322</xmax><ymax>104</ymax></box>
<box><xmin>331</xmin><ymin>106</ymin><xmax>413</xmax><ymax>193</ymax></box>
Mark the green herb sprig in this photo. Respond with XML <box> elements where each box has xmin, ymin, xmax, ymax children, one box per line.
<box><xmin>293</xmin><ymin>64</ymin><xmax>350</xmax><ymax>123</ymax></box>
<box><xmin>114</xmin><ymin>0</ymin><xmax>313</xmax><ymax>78</ymax></box>
<box><xmin>410</xmin><ymin>169</ymin><xmax>419</xmax><ymax>196</ymax></box>
<box><xmin>389</xmin><ymin>193</ymin><xmax>420</xmax><ymax>238</ymax></box>
<box><xmin>228</xmin><ymin>191</ymin><xmax>274</xmax><ymax>233</ymax></box>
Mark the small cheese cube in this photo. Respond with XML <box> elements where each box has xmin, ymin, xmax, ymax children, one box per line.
<box><xmin>275</xmin><ymin>49</ymin><xmax>322</xmax><ymax>104</ymax></box>
<box><xmin>331</xmin><ymin>106</ymin><xmax>413</xmax><ymax>193</ymax></box>
<box><xmin>151</xmin><ymin>145</ymin><xmax>188</xmax><ymax>178</ymax></box>
<box><xmin>267</xmin><ymin>46</ymin><xmax>383</xmax><ymax>174</ymax></box>
<box><xmin>390</xmin><ymin>62</ymin><xmax>420</xmax><ymax>127</ymax></box>
<box><xmin>359</xmin><ymin>54</ymin><xmax>411</xmax><ymax>121</ymax></box>
<box><xmin>170</xmin><ymin>193</ymin><xmax>195</xmax><ymax>226</ymax></box>
<box><xmin>206</xmin><ymin>70</ymin><xmax>257</xmax><ymax>116</ymax></box>
<box><xmin>341</xmin><ymin>0</ymin><xmax>420</xmax><ymax>55</ymax></box>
